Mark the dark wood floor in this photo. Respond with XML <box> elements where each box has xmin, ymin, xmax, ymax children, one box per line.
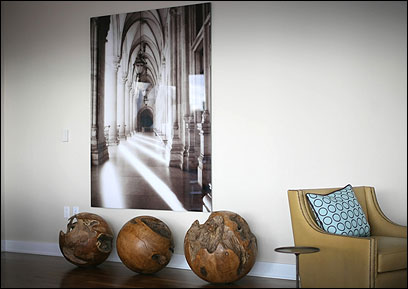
<box><xmin>1</xmin><ymin>252</ymin><xmax>295</xmax><ymax>288</ymax></box>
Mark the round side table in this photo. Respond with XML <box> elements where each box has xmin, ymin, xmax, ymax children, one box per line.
<box><xmin>275</xmin><ymin>246</ymin><xmax>320</xmax><ymax>288</ymax></box>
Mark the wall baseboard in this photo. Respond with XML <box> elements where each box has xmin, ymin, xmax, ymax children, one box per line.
<box><xmin>3</xmin><ymin>240</ymin><xmax>295</xmax><ymax>280</ymax></box>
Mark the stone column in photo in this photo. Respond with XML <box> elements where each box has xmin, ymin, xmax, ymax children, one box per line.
<box><xmin>129</xmin><ymin>87</ymin><xmax>134</xmax><ymax>135</ymax></box>
<box><xmin>117</xmin><ymin>72</ymin><xmax>126</xmax><ymax>140</ymax></box>
<box><xmin>203</xmin><ymin>12</ymin><xmax>211</xmax><ymax>117</ymax></box>
<box><xmin>197</xmin><ymin>110</ymin><xmax>211</xmax><ymax>189</ymax></box>
<box><xmin>133</xmin><ymin>87</ymin><xmax>138</xmax><ymax>133</ymax></box>
<box><xmin>182</xmin><ymin>114</ymin><xmax>190</xmax><ymax>171</ymax></box>
<box><xmin>105</xmin><ymin>57</ymin><xmax>120</xmax><ymax>146</ymax></box>
<box><xmin>125</xmin><ymin>80</ymin><xmax>131</xmax><ymax>137</ymax></box>
<box><xmin>178</xmin><ymin>6</ymin><xmax>192</xmax><ymax>171</ymax></box>
<box><xmin>133</xmin><ymin>84</ymin><xmax>139</xmax><ymax>133</ymax></box>
<box><xmin>197</xmin><ymin>7</ymin><xmax>212</xmax><ymax>190</ymax></box>
<box><xmin>90</xmin><ymin>16</ymin><xmax>110</xmax><ymax>166</ymax></box>
<box><xmin>169</xmin><ymin>7</ymin><xmax>184</xmax><ymax>169</ymax></box>
<box><xmin>185</xmin><ymin>115</ymin><xmax>198</xmax><ymax>171</ymax></box>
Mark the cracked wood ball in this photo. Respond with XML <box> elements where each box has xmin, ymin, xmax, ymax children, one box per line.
<box><xmin>116</xmin><ymin>216</ymin><xmax>174</xmax><ymax>274</ymax></box>
<box><xmin>59</xmin><ymin>212</ymin><xmax>113</xmax><ymax>267</ymax></box>
<box><xmin>184</xmin><ymin>211</ymin><xmax>258</xmax><ymax>284</ymax></box>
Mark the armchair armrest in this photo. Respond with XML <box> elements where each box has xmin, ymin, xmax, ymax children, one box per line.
<box><xmin>364</xmin><ymin>187</ymin><xmax>407</xmax><ymax>238</ymax></box>
<box><xmin>300</xmin><ymin>233</ymin><xmax>376</xmax><ymax>288</ymax></box>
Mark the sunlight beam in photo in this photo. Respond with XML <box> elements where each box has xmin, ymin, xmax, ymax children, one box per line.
<box><xmin>127</xmin><ymin>139</ymin><xmax>168</xmax><ymax>165</ymax></box>
<box><xmin>118</xmin><ymin>145</ymin><xmax>186</xmax><ymax>211</ymax></box>
<box><xmin>129</xmin><ymin>135</ymin><xmax>166</xmax><ymax>152</ymax></box>
<box><xmin>99</xmin><ymin>162</ymin><xmax>125</xmax><ymax>208</ymax></box>
<box><xmin>132</xmin><ymin>133</ymin><xmax>163</xmax><ymax>144</ymax></box>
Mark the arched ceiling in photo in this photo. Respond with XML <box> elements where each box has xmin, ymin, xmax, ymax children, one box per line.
<box><xmin>119</xmin><ymin>9</ymin><xmax>168</xmax><ymax>87</ymax></box>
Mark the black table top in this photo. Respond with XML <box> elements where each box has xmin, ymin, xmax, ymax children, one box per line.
<box><xmin>274</xmin><ymin>246</ymin><xmax>320</xmax><ymax>255</ymax></box>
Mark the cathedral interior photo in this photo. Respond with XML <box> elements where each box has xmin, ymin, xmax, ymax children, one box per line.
<box><xmin>90</xmin><ymin>3</ymin><xmax>212</xmax><ymax>212</ymax></box>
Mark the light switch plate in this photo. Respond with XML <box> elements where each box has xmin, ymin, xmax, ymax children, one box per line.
<box><xmin>62</xmin><ymin>129</ymin><xmax>69</xmax><ymax>142</ymax></box>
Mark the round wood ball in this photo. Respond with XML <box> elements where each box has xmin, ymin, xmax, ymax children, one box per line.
<box><xmin>116</xmin><ymin>216</ymin><xmax>174</xmax><ymax>274</ymax></box>
<box><xmin>59</xmin><ymin>212</ymin><xmax>113</xmax><ymax>267</ymax></box>
<box><xmin>184</xmin><ymin>211</ymin><xmax>258</xmax><ymax>284</ymax></box>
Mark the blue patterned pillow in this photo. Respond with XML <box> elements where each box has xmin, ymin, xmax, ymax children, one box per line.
<box><xmin>306</xmin><ymin>185</ymin><xmax>370</xmax><ymax>237</ymax></box>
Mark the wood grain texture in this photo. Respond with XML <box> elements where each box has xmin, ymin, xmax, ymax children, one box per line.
<box><xmin>59</xmin><ymin>212</ymin><xmax>113</xmax><ymax>267</ymax></box>
<box><xmin>116</xmin><ymin>216</ymin><xmax>174</xmax><ymax>274</ymax></box>
<box><xmin>184</xmin><ymin>211</ymin><xmax>258</xmax><ymax>284</ymax></box>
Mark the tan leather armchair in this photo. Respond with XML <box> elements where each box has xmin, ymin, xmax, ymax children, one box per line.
<box><xmin>288</xmin><ymin>186</ymin><xmax>407</xmax><ymax>288</ymax></box>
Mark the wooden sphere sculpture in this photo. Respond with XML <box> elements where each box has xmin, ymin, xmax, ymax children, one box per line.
<box><xmin>116</xmin><ymin>216</ymin><xmax>174</xmax><ymax>274</ymax></box>
<box><xmin>184</xmin><ymin>211</ymin><xmax>258</xmax><ymax>284</ymax></box>
<box><xmin>59</xmin><ymin>212</ymin><xmax>113</xmax><ymax>267</ymax></box>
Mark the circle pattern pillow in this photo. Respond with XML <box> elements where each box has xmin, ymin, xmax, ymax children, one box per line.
<box><xmin>306</xmin><ymin>185</ymin><xmax>370</xmax><ymax>237</ymax></box>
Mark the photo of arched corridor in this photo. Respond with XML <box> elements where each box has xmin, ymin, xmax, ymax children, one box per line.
<box><xmin>90</xmin><ymin>3</ymin><xmax>212</xmax><ymax>212</ymax></box>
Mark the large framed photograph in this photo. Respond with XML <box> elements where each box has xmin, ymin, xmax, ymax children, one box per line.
<box><xmin>90</xmin><ymin>3</ymin><xmax>212</xmax><ymax>212</ymax></box>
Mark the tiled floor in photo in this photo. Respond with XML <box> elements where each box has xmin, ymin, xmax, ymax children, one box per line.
<box><xmin>91</xmin><ymin>132</ymin><xmax>204</xmax><ymax>211</ymax></box>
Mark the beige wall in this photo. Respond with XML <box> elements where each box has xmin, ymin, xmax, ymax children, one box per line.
<box><xmin>1</xmin><ymin>1</ymin><xmax>407</xmax><ymax>266</ymax></box>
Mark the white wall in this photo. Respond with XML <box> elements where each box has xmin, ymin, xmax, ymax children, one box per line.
<box><xmin>1</xmin><ymin>0</ymin><xmax>406</xmax><ymax>269</ymax></box>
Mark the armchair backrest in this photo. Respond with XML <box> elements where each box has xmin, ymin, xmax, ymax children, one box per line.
<box><xmin>288</xmin><ymin>185</ymin><xmax>406</xmax><ymax>239</ymax></box>
<box><xmin>289</xmin><ymin>186</ymin><xmax>369</xmax><ymax>232</ymax></box>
